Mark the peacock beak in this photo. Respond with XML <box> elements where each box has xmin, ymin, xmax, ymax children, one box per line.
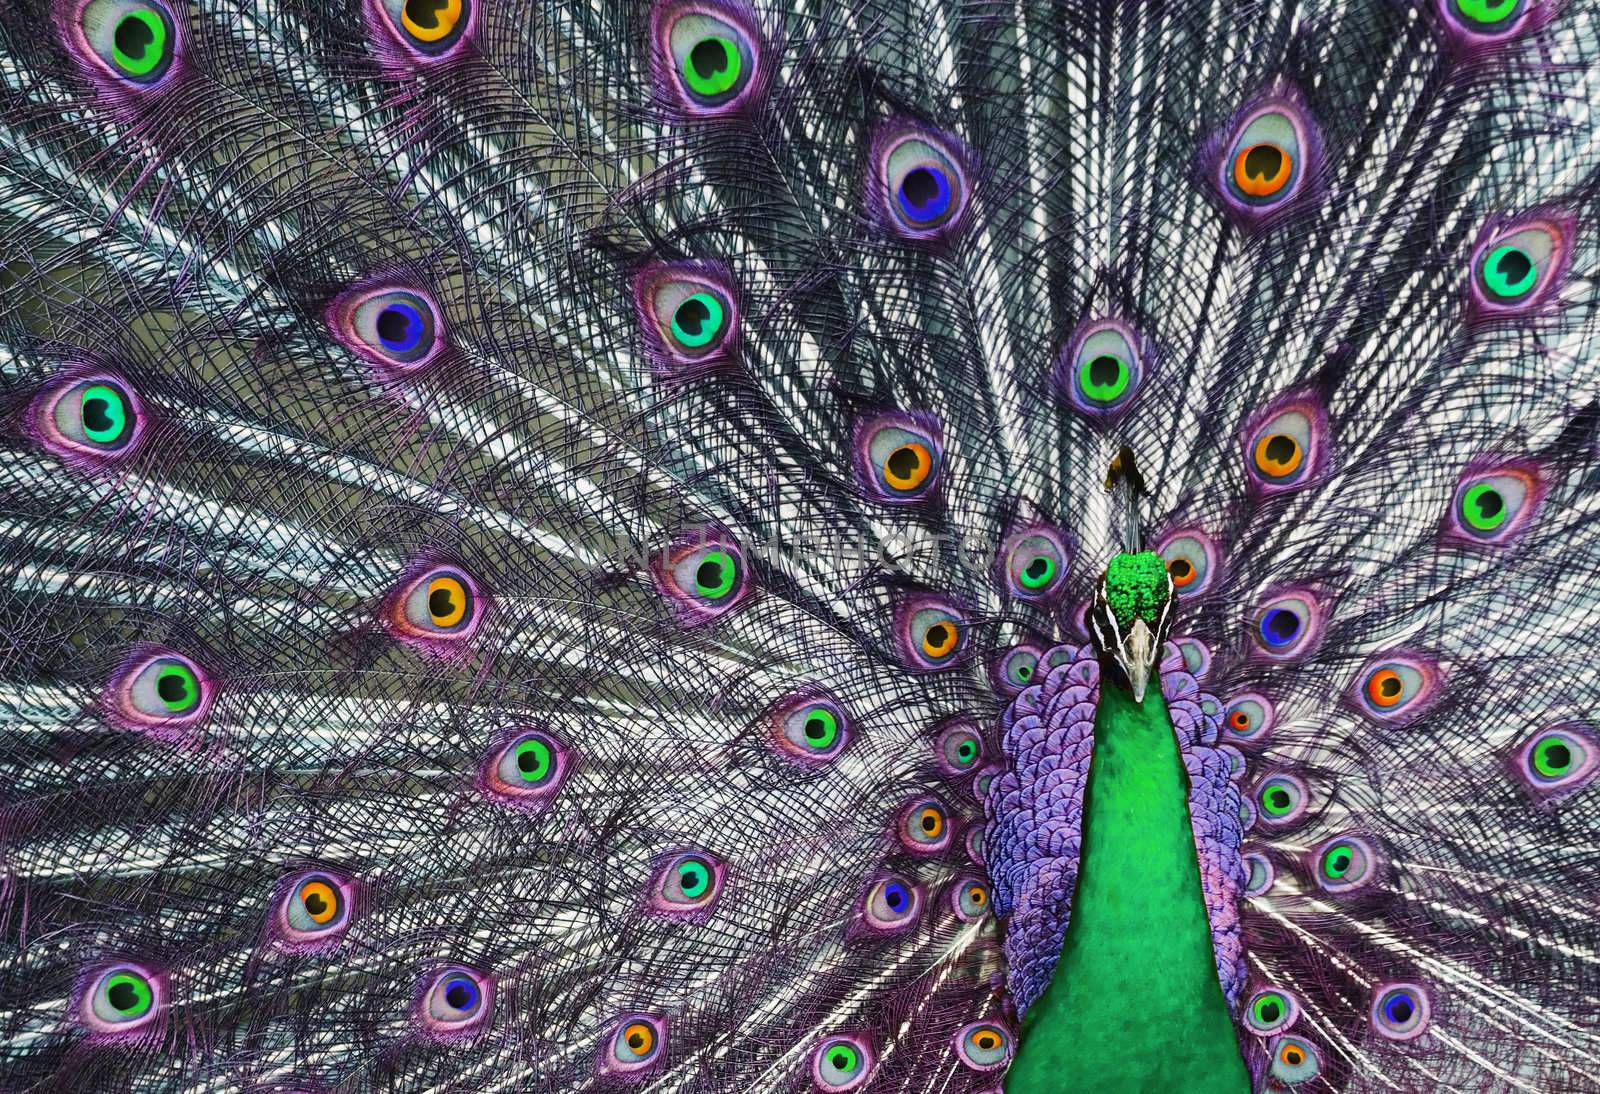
<box><xmin>1120</xmin><ymin>618</ymin><xmax>1158</xmax><ymax>704</ymax></box>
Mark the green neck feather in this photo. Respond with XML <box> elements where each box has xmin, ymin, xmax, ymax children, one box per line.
<box><xmin>1005</xmin><ymin>682</ymin><xmax>1250</xmax><ymax>1092</ymax></box>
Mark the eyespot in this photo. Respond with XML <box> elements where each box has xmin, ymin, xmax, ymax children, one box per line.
<box><xmin>634</xmin><ymin>264</ymin><xmax>740</xmax><ymax>377</ymax></box>
<box><xmin>870</xmin><ymin>124</ymin><xmax>970</xmax><ymax>241</ymax></box>
<box><xmin>375</xmin><ymin>0</ymin><xmax>472</xmax><ymax>56</ymax></box>
<box><xmin>1311</xmin><ymin>833</ymin><xmax>1379</xmax><ymax>894</ymax></box>
<box><xmin>1269</xmin><ymin>1034</ymin><xmax>1321</xmax><ymax>1085</ymax></box>
<box><xmin>328</xmin><ymin>286</ymin><xmax>445</xmax><ymax>375</ymax></box>
<box><xmin>853</xmin><ymin>412</ymin><xmax>943</xmax><ymax>503</ymax></box>
<box><xmin>1243</xmin><ymin>851</ymin><xmax>1275</xmax><ymax>896</ymax></box>
<box><xmin>1445</xmin><ymin>464</ymin><xmax>1542</xmax><ymax>546</ymax></box>
<box><xmin>935</xmin><ymin>721</ymin><xmax>985</xmax><ymax>776</ymax></box>
<box><xmin>1437</xmin><ymin>0</ymin><xmax>1537</xmax><ymax>39</ymax></box>
<box><xmin>812</xmin><ymin>1034</ymin><xmax>874</xmax><ymax>1092</ymax></box>
<box><xmin>31</xmin><ymin>373</ymin><xmax>149</xmax><ymax>467</ymax></box>
<box><xmin>895</xmin><ymin>596</ymin><xmax>968</xmax><ymax>671</ymax></box>
<box><xmin>1056</xmin><ymin>318</ymin><xmax>1148</xmax><ymax>418</ymax></box>
<box><xmin>75</xmin><ymin>0</ymin><xmax>179</xmax><ymax>85</ymax></box>
<box><xmin>858</xmin><ymin>874</ymin><xmax>922</xmax><ymax>932</ymax></box>
<box><xmin>1245</xmin><ymin>987</ymin><xmax>1300</xmax><ymax>1035</ymax></box>
<box><xmin>954</xmin><ymin>1021</ymin><xmax>1012</xmax><ymax>1072</ymax></box>
<box><xmin>416</xmin><ymin>966</ymin><xmax>492</xmax><ymax>1038</ymax></box>
<box><xmin>1155</xmin><ymin>529</ymin><xmax>1219</xmax><ymax>597</ymax></box>
<box><xmin>1252</xmin><ymin>592</ymin><xmax>1322</xmax><ymax>660</ymax></box>
<box><xmin>999</xmin><ymin>526</ymin><xmax>1070</xmax><ymax>602</ymax></box>
<box><xmin>275</xmin><ymin>871</ymin><xmax>354</xmax><ymax>947</ymax></box>
<box><xmin>949</xmin><ymin>876</ymin><xmax>990</xmax><ymax>921</ymax></box>
<box><xmin>1354</xmin><ymin>654</ymin><xmax>1442</xmax><ymax>724</ymax></box>
<box><xmin>897</xmin><ymin>796</ymin><xmax>952</xmax><ymax>854</ymax></box>
<box><xmin>647</xmin><ymin>852</ymin><xmax>725</xmax><ymax>919</ymax></box>
<box><xmin>650</xmin><ymin>529</ymin><xmax>751</xmax><ymax>624</ymax></box>
<box><xmin>602</xmin><ymin>1013</ymin><xmax>667</xmax><ymax>1076</ymax></box>
<box><xmin>384</xmin><ymin>564</ymin><xmax>484</xmax><ymax>648</ymax></box>
<box><xmin>103</xmin><ymin>650</ymin><xmax>213</xmax><ymax>734</ymax></box>
<box><xmin>1468</xmin><ymin>216</ymin><xmax>1571</xmax><ymax>319</ymax></box>
<box><xmin>1371</xmin><ymin>983</ymin><xmax>1431</xmax><ymax>1041</ymax></box>
<box><xmin>1244</xmin><ymin>399</ymin><xmax>1327</xmax><ymax>492</ymax></box>
<box><xmin>481</xmin><ymin>727</ymin><xmax>571</xmax><ymax>807</ymax></box>
<box><xmin>1207</xmin><ymin>91</ymin><xmax>1319</xmax><ymax>226</ymax></box>
<box><xmin>992</xmin><ymin>644</ymin><xmax>1042</xmax><ymax>696</ymax></box>
<box><xmin>1511</xmin><ymin>724</ymin><xmax>1598</xmax><ymax>802</ymax></box>
<box><xmin>652</xmin><ymin>0</ymin><xmax>762</xmax><ymax>114</ymax></box>
<box><xmin>1254</xmin><ymin>774</ymin><xmax>1309</xmax><ymax>828</ymax></box>
<box><xmin>1172</xmin><ymin>636</ymin><xmax>1211</xmax><ymax>680</ymax></box>
<box><xmin>80</xmin><ymin>963</ymin><xmax>162</xmax><ymax>1035</ymax></box>
<box><xmin>769</xmin><ymin>691</ymin><xmax>852</xmax><ymax>765</ymax></box>
<box><xmin>1224</xmin><ymin>694</ymin><xmax>1275</xmax><ymax>743</ymax></box>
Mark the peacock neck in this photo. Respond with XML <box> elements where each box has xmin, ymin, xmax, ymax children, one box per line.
<box><xmin>1004</xmin><ymin>679</ymin><xmax>1250</xmax><ymax>1092</ymax></box>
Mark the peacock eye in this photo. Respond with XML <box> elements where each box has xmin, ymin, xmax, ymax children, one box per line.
<box><xmin>388</xmin><ymin>564</ymin><xmax>483</xmax><ymax>645</ymax></box>
<box><xmin>1156</xmin><ymin>530</ymin><xmax>1218</xmax><ymax>596</ymax></box>
<box><xmin>633</xmin><ymin>264</ymin><xmax>740</xmax><ymax>378</ymax></box>
<box><xmin>1247</xmin><ymin>408</ymin><xmax>1317</xmax><ymax>487</ymax></box>
<box><xmin>1445</xmin><ymin>0</ymin><xmax>1526</xmax><ymax>32</ymax></box>
<box><xmin>1370</xmin><ymin>983</ymin><xmax>1431</xmax><ymax>1041</ymax></box>
<box><xmin>872</xmin><ymin>126</ymin><xmax>969</xmax><ymax>240</ymax></box>
<box><xmin>1223</xmin><ymin>695</ymin><xmax>1272</xmax><ymax>741</ymax></box>
<box><xmin>1000</xmin><ymin>527</ymin><xmax>1070</xmax><ymax>600</ymax></box>
<box><xmin>1252</xmin><ymin>592</ymin><xmax>1322</xmax><ymax>660</ymax></box>
<box><xmin>649</xmin><ymin>852</ymin><xmax>725</xmax><ymax>918</ymax></box>
<box><xmin>484</xmin><ymin>728</ymin><xmax>570</xmax><ymax>805</ymax></box>
<box><xmin>1512</xmin><ymin>724</ymin><xmax>1597</xmax><ymax>801</ymax></box>
<box><xmin>417</xmin><ymin>966</ymin><xmax>492</xmax><ymax>1036</ymax></box>
<box><xmin>32</xmin><ymin>373</ymin><xmax>149</xmax><ymax>467</ymax></box>
<box><xmin>1446</xmin><ymin>466</ymin><xmax>1541</xmax><ymax>546</ymax></box>
<box><xmin>79</xmin><ymin>0</ymin><xmax>177</xmax><ymax>85</ymax></box>
<box><xmin>812</xmin><ymin>1035</ymin><xmax>874</xmax><ymax>1091</ymax></box>
<box><xmin>897</xmin><ymin>597</ymin><xmax>968</xmax><ymax>671</ymax></box>
<box><xmin>275</xmin><ymin>871</ymin><xmax>355</xmax><ymax>946</ymax></box>
<box><xmin>655</xmin><ymin>284</ymin><xmax>732</xmax><ymax>356</ymax></box>
<box><xmin>936</xmin><ymin>722</ymin><xmax>985</xmax><ymax>775</ymax></box>
<box><xmin>855</xmin><ymin>413</ymin><xmax>943</xmax><ymax>503</ymax></box>
<box><xmin>1059</xmin><ymin>320</ymin><xmax>1146</xmax><ymax>416</ymax></box>
<box><xmin>993</xmin><ymin>644</ymin><xmax>1041</xmax><ymax>695</ymax></box>
<box><xmin>1227</xmin><ymin>113</ymin><xmax>1302</xmax><ymax>205</ymax></box>
<box><xmin>1254</xmin><ymin>773</ymin><xmax>1308</xmax><ymax>827</ymax></box>
<box><xmin>950</xmin><ymin>876</ymin><xmax>990</xmax><ymax>920</ymax></box>
<box><xmin>771</xmin><ymin>692</ymin><xmax>852</xmax><ymax>765</ymax></box>
<box><xmin>1354</xmin><ymin>655</ymin><xmax>1441</xmax><ymax>723</ymax></box>
<box><xmin>652</xmin><ymin>530</ymin><xmax>751</xmax><ymax>624</ymax></box>
<box><xmin>859</xmin><ymin>874</ymin><xmax>921</xmax><ymax>932</ymax></box>
<box><xmin>1245</xmin><ymin>988</ymin><xmax>1299</xmax><ymax>1035</ymax></box>
<box><xmin>1243</xmin><ymin>851</ymin><xmax>1275</xmax><ymax>896</ymax></box>
<box><xmin>1312</xmin><ymin>834</ymin><xmax>1378</xmax><ymax>893</ymax></box>
<box><xmin>954</xmin><ymin>1020</ymin><xmax>1013</xmax><ymax>1071</ymax></box>
<box><xmin>896</xmin><ymin>797</ymin><xmax>951</xmax><ymax>853</ymax></box>
<box><xmin>659</xmin><ymin>4</ymin><xmax>760</xmax><ymax>112</ymax></box>
<box><xmin>1468</xmin><ymin>216</ymin><xmax>1570</xmax><ymax>318</ymax></box>
<box><xmin>83</xmin><ymin>965</ymin><xmax>160</xmax><ymax>1031</ymax></box>
<box><xmin>1268</xmin><ymin>1034</ymin><xmax>1322</xmax><ymax>1084</ymax></box>
<box><xmin>604</xmin><ymin>1014</ymin><xmax>666</xmax><ymax>1074</ymax></box>
<box><xmin>329</xmin><ymin>286</ymin><xmax>445</xmax><ymax>374</ymax></box>
<box><xmin>106</xmin><ymin>651</ymin><xmax>213</xmax><ymax>732</ymax></box>
<box><xmin>377</xmin><ymin>0</ymin><xmax>471</xmax><ymax>55</ymax></box>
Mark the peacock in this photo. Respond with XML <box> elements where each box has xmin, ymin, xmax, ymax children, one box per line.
<box><xmin>1</xmin><ymin>0</ymin><xmax>1598</xmax><ymax>1088</ymax></box>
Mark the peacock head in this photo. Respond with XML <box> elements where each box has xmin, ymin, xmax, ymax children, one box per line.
<box><xmin>1088</xmin><ymin>551</ymin><xmax>1176</xmax><ymax>704</ymax></box>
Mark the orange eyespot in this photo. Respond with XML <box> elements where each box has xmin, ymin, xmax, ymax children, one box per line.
<box><xmin>882</xmin><ymin>442</ymin><xmax>933</xmax><ymax>491</ymax></box>
<box><xmin>917</xmin><ymin>807</ymin><xmax>945</xmax><ymax>839</ymax></box>
<box><xmin>1253</xmin><ymin>433</ymin><xmax>1303</xmax><ymax>478</ymax></box>
<box><xmin>298</xmin><ymin>880</ymin><xmax>339</xmax><ymax>924</ymax></box>
<box><xmin>1167</xmin><ymin>557</ymin><xmax>1197</xmax><ymax>587</ymax></box>
<box><xmin>1366</xmin><ymin>668</ymin><xmax>1404</xmax><ymax>708</ymax></box>
<box><xmin>1229</xmin><ymin>710</ymin><xmax>1251</xmax><ymax>732</ymax></box>
<box><xmin>427</xmin><ymin>575</ymin><xmax>469</xmax><ymax>627</ymax></box>
<box><xmin>623</xmin><ymin>1022</ymin><xmax>655</xmax><ymax>1054</ymax></box>
<box><xmin>1280</xmin><ymin>1044</ymin><xmax>1305</xmax><ymax>1067</ymax></box>
<box><xmin>967</xmin><ymin>885</ymin><xmax>987</xmax><ymax>905</ymax></box>
<box><xmin>975</xmin><ymin>1032</ymin><xmax>1000</xmax><ymax>1051</ymax></box>
<box><xmin>402</xmin><ymin>0</ymin><xmax>464</xmax><ymax>41</ymax></box>
<box><xmin>1233</xmin><ymin>143</ymin><xmax>1293</xmax><ymax>198</ymax></box>
<box><xmin>921</xmin><ymin>620</ymin><xmax>960</xmax><ymax>658</ymax></box>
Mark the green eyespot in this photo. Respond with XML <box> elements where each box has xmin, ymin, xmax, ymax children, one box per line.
<box><xmin>104</xmin><ymin>971</ymin><xmax>153</xmax><ymax>1017</ymax></box>
<box><xmin>802</xmin><ymin>708</ymin><xmax>839</xmax><ymax>748</ymax></box>
<box><xmin>681</xmin><ymin>36</ymin><xmax>741</xmax><ymax>98</ymax></box>
<box><xmin>1322</xmin><ymin>845</ymin><xmax>1352</xmax><ymax>877</ymax></box>
<box><xmin>79</xmin><ymin>385</ymin><xmax>130</xmax><ymax>444</ymax></box>
<box><xmin>693</xmin><ymin>550</ymin><xmax>737</xmax><ymax>599</ymax></box>
<box><xmin>1019</xmin><ymin>554</ymin><xmax>1057</xmax><ymax>590</ymax></box>
<box><xmin>1454</xmin><ymin>0</ymin><xmax>1521</xmax><ymax>26</ymax></box>
<box><xmin>677</xmin><ymin>859</ymin><xmax>710</xmax><ymax>898</ymax></box>
<box><xmin>156</xmin><ymin>663</ymin><xmax>200</xmax><ymax>713</ymax></box>
<box><xmin>1533</xmin><ymin>736</ymin><xmax>1573</xmax><ymax>777</ymax></box>
<box><xmin>1460</xmin><ymin>482</ymin><xmax>1507</xmax><ymax>531</ymax></box>
<box><xmin>1078</xmin><ymin>352</ymin><xmax>1131</xmax><ymax>404</ymax></box>
<box><xmin>669</xmin><ymin>292</ymin><xmax>726</xmax><ymax>350</ymax></box>
<box><xmin>1481</xmin><ymin>245</ymin><xmax>1537</xmax><ymax>300</ymax></box>
<box><xmin>514</xmin><ymin>737</ymin><xmax>552</xmax><ymax>782</ymax></box>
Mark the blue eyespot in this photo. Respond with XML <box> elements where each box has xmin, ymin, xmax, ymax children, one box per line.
<box><xmin>898</xmin><ymin>166</ymin><xmax>953</xmax><ymax>225</ymax></box>
<box><xmin>377</xmin><ymin>301</ymin><xmax>426</xmax><ymax>355</ymax></box>
<box><xmin>1259</xmin><ymin>608</ymin><xmax>1301</xmax><ymax>648</ymax></box>
<box><xmin>442</xmin><ymin>975</ymin><xmax>479</xmax><ymax>1013</ymax></box>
